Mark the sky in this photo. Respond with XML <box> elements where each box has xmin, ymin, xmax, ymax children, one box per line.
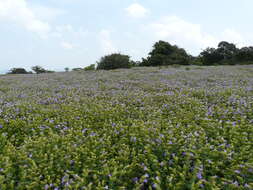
<box><xmin>1</xmin><ymin>0</ymin><xmax>253</xmax><ymax>72</ymax></box>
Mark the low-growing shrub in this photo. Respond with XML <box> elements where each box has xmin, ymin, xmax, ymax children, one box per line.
<box><xmin>84</xmin><ymin>64</ymin><xmax>96</xmax><ymax>71</ymax></box>
<box><xmin>96</xmin><ymin>53</ymin><xmax>132</xmax><ymax>70</ymax></box>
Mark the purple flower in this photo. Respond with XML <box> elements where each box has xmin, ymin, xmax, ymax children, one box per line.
<box><xmin>44</xmin><ymin>185</ymin><xmax>49</xmax><ymax>190</ymax></box>
<box><xmin>234</xmin><ymin>170</ymin><xmax>240</xmax><ymax>174</ymax></box>
<box><xmin>152</xmin><ymin>183</ymin><xmax>157</xmax><ymax>188</ymax></box>
<box><xmin>131</xmin><ymin>137</ymin><xmax>136</xmax><ymax>142</ymax></box>
<box><xmin>197</xmin><ymin>171</ymin><xmax>203</xmax><ymax>180</ymax></box>
<box><xmin>132</xmin><ymin>177</ymin><xmax>138</xmax><ymax>183</ymax></box>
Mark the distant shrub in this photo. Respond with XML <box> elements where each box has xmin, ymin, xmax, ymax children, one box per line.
<box><xmin>72</xmin><ymin>68</ymin><xmax>83</xmax><ymax>72</ymax></box>
<box><xmin>64</xmin><ymin>67</ymin><xmax>69</xmax><ymax>72</ymax></box>
<box><xmin>96</xmin><ymin>53</ymin><xmax>132</xmax><ymax>70</ymax></box>
<box><xmin>84</xmin><ymin>64</ymin><xmax>96</xmax><ymax>71</ymax></box>
<box><xmin>8</xmin><ymin>68</ymin><xmax>29</xmax><ymax>74</ymax></box>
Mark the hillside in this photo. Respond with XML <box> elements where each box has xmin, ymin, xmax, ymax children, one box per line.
<box><xmin>0</xmin><ymin>65</ymin><xmax>253</xmax><ymax>189</ymax></box>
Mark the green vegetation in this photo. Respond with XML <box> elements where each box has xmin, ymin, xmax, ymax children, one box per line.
<box><xmin>8</xmin><ymin>68</ymin><xmax>30</xmax><ymax>74</ymax></box>
<box><xmin>96</xmin><ymin>53</ymin><xmax>132</xmax><ymax>70</ymax></box>
<box><xmin>141</xmin><ymin>41</ymin><xmax>190</xmax><ymax>66</ymax></box>
<box><xmin>32</xmin><ymin>66</ymin><xmax>55</xmax><ymax>74</ymax></box>
<box><xmin>84</xmin><ymin>64</ymin><xmax>96</xmax><ymax>71</ymax></box>
<box><xmin>0</xmin><ymin>65</ymin><xmax>252</xmax><ymax>189</ymax></box>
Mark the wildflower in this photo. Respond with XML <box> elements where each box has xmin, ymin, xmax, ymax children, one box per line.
<box><xmin>234</xmin><ymin>170</ymin><xmax>240</xmax><ymax>174</ymax></box>
<box><xmin>130</xmin><ymin>137</ymin><xmax>136</xmax><ymax>142</ymax></box>
<box><xmin>44</xmin><ymin>185</ymin><xmax>49</xmax><ymax>190</ymax></box>
<box><xmin>132</xmin><ymin>177</ymin><xmax>138</xmax><ymax>183</ymax></box>
<box><xmin>197</xmin><ymin>171</ymin><xmax>203</xmax><ymax>180</ymax></box>
<box><xmin>152</xmin><ymin>183</ymin><xmax>157</xmax><ymax>188</ymax></box>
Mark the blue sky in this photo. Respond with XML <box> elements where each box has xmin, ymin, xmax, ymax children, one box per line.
<box><xmin>0</xmin><ymin>0</ymin><xmax>253</xmax><ymax>72</ymax></box>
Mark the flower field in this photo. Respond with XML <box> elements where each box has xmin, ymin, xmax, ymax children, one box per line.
<box><xmin>0</xmin><ymin>65</ymin><xmax>253</xmax><ymax>190</ymax></box>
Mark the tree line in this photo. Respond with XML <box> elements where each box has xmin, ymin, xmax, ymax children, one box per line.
<box><xmin>7</xmin><ymin>40</ymin><xmax>253</xmax><ymax>74</ymax></box>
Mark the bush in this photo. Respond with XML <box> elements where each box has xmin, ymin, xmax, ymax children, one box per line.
<box><xmin>8</xmin><ymin>68</ymin><xmax>29</xmax><ymax>74</ymax></box>
<box><xmin>96</xmin><ymin>53</ymin><xmax>132</xmax><ymax>70</ymax></box>
<box><xmin>72</xmin><ymin>68</ymin><xmax>83</xmax><ymax>72</ymax></box>
<box><xmin>84</xmin><ymin>64</ymin><xmax>96</xmax><ymax>71</ymax></box>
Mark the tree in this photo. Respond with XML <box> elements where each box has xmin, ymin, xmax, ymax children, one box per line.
<box><xmin>32</xmin><ymin>66</ymin><xmax>46</xmax><ymax>74</ymax></box>
<box><xmin>200</xmin><ymin>47</ymin><xmax>223</xmax><ymax>65</ymax></box>
<box><xmin>200</xmin><ymin>41</ymin><xmax>239</xmax><ymax>65</ymax></box>
<box><xmin>31</xmin><ymin>66</ymin><xmax>54</xmax><ymax>74</ymax></box>
<box><xmin>96</xmin><ymin>53</ymin><xmax>132</xmax><ymax>70</ymax></box>
<box><xmin>84</xmin><ymin>64</ymin><xmax>96</xmax><ymax>71</ymax></box>
<box><xmin>236</xmin><ymin>46</ymin><xmax>253</xmax><ymax>63</ymax></box>
<box><xmin>141</xmin><ymin>41</ymin><xmax>190</xmax><ymax>66</ymax></box>
<box><xmin>217</xmin><ymin>41</ymin><xmax>238</xmax><ymax>63</ymax></box>
<box><xmin>8</xmin><ymin>68</ymin><xmax>29</xmax><ymax>74</ymax></box>
<box><xmin>72</xmin><ymin>68</ymin><xmax>83</xmax><ymax>71</ymax></box>
<box><xmin>64</xmin><ymin>67</ymin><xmax>69</xmax><ymax>72</ymax></box>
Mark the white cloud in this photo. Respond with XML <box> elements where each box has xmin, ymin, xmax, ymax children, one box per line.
<box><xmin>145</xmin><ymin>16</ymin><xmax>251</xmax><ymax>55</ymax></box>
<box><xmin>61</xmin><ymin>41</ymin><xmax>75</xmax><ymax>50</ymax></box>
<box><xmin>0</xmin><ymin>0</ymin><xmax>51</xmax><ymax>38</ymax></box>
<box><xmin>98</xmin><ymin>29</ymin><xmax>117</xmax><ymax>54</ymax></box>
<box><xmin>30</xmin><ymin>5</ymin><xmax>65</xmax><ymax>21</ymax></box>
<box><xmin>221</xmin><ymin>29</ymin><xmax>246</xmax><ymax>47</ymax></box>
<box><xmin>148</xmin><ymin>16</ymin><xmax>218</xmax><ymax>55</ymax></box>
<box><xmin>126</xmin><ymin>3</ymin><xmax>149</xmax><ymax>18</ymax></box>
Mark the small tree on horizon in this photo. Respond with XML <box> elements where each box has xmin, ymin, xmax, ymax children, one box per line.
<box><xmin>31</xmin><ymin>66</ymin><xmax>46</xmax><ymax>74</ymax></box>
<box><xmin>96</xmin><ymin>53</ymin><xmax>132</xmax><ymax>70</ymax></box>
<box><xmin>8</xmin><ymin>68</ymin><xmax>29</xmax><ymax>74</ymax></box>
<box><xmin>141</xmin><ymin>41</ymin><xmax>190</xmax><ymax>66</ymax></box>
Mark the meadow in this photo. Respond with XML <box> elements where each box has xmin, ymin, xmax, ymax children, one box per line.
<box><xmin>0</xmin><ymin>65</ymin><xmax>252</xmax><ymax>190</ymax></box>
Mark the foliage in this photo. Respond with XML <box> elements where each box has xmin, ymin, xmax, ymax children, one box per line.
<box><xmin>7</xmin><ymin>68</ymin><xmax>30</xmax><ymax>74</ymax></box>
<box><xmin>141</xmin><ymin>41</ymin><xmax>190</xmax><ymax>66</ymax></box>
<box><xmin>84</xmin><ymin>64</ymin><xmax>96</xmax><ymax>71</ymax></box>
<box><xmin>72</xmin><ymin>68</ymin><xmax>83</xmax><ymax>72</ymax></box>
<box><xmin>31</xmin><ymin>66</ymin><xmax>54</xmax><ymax>74</ymax></box>
<box><xmin>97</xmin><ymin>53</ymin><xmax>132</xmax><ymax>70</ymax></box>
<box><xmin>236</xmin><ymin>46</ymin><xmax>253</xmax><ymax>62</ymax></box>
<box><xmin>199</xmin><ymin>41</ymin><xmax>253</xmax><ymax>65</ymax></box>
<box><xmin>64</xmin><ymin>67</ymin><xmax>69</xmax><ymax>72</ymax></box>
<box><xmin>200</xmin><ymin>47</ymin><xmax>223</xmax><ymax>65</ymax></box>
<box><xmin>0</xmin><ymin>65</ymin><xmax>253</xmax><ymax>189</ymax></box>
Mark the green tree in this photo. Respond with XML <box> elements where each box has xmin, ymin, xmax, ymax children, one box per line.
<box><xmin>217</xmin><ymin>41</ymin><xmax>238</xmax><ymax>64</ymax></box>
<box><xmin>236</xmin><ymin>46</ymin><xmax>253</xmax><ymax>63</ymax></box>
<box><xmin>200</xmin><ymin>41</ymin><xmax>239</xmax><ymax>65</ymax></box>
<box><xmin>31</xmin><ymin>66</ymin><xmax>46</xmax><ymax>74</ymax></box>
<box><xmin>200</xmin><ymin>47</ymin><xmax>223</xmax><ymax>65</ymax></box>
<box><xmin>84</xmin><ymin>64</ymin><xmax>96</xmax><ymax>71</ymax></box>
<box><xmin>8</xmin><ymin>68</ymin><xmax>29</xmax><ymax>74</ymax></box>
<box><xmin>31</xmin><ymin>66</ymin><xmax>54</xmax><ymax>74</ymax></box>
<box><xmin>96</xmin><ymin>53</ymin><xmax>132</xmax><ymax>70</ymax></box>
<box><xmin>72</xmin><ymin>68</ymin><xmax>83</xmax><ymax>71</ymax></box>
<box><xmin>141</xmin><ymin>41</ymin><xmax>190</xmax><ymax>66</ymax></box>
